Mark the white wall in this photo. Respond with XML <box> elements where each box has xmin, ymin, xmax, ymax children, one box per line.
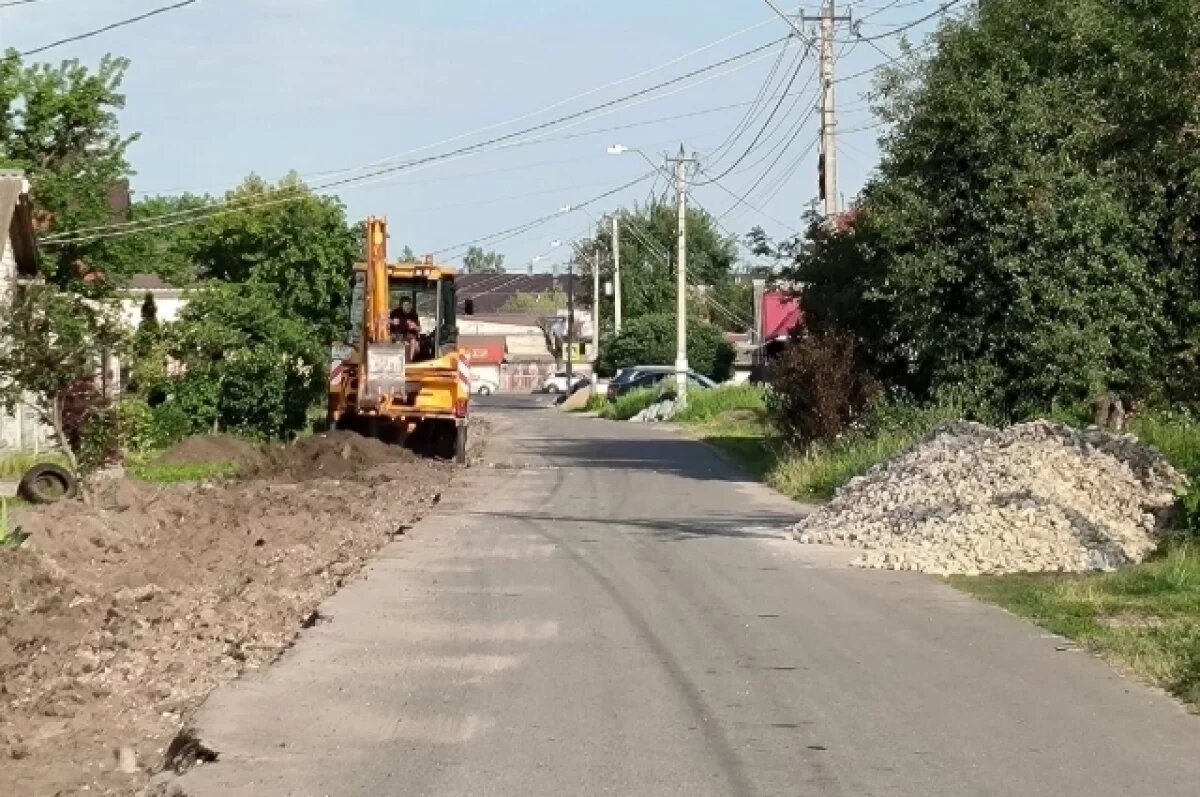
<box><xmin>120</xmin><ymin>291</ymin><xmax>186</xmax><ymax>328</ymax></box>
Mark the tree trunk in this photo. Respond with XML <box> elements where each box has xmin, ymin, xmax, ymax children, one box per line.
<box><xmin>49</xmin><ymin>395</ymin><xmax>88</xmax><ymax>503</ymax></box>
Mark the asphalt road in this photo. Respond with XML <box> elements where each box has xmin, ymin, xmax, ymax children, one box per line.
<box><xmin>179</xmin><ymin>396</ymin><xmax>1200</xmax><ymax>796</ymax></box>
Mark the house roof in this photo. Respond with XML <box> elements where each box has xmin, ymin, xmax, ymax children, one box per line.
<box><xmin>0</xmin><ymin>171</ymin><xmax>38</xmax><ymax>278</ymax></box>
<box><xmin>457</xmin><ymin>273</ymin><xmax>565</xmax><ymax>315</ymax></box>
<box><xmin>127</xmin><ymin>273</ymin><xmax>179</xmax><ymax>290</ymax></box>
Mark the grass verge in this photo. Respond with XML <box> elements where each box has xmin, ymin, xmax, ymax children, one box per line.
<box><xmin>598</xmin><ymin>388</ymin><xmax>660</xmax><ymax>421</ymax></box>
<box><xmin>128</xmin><ymin>459</ymin><xmax>243</xmax><ymax>484</ymax></box>
<box><xmin>952</xmin><ymin>545</ymin><xmax>1200</xmax><ymax>708</ymax></box>
<box><xmin>0</xmin><ymin>451</ymin><xmax>69</xmax><ymax>480</ymax></box>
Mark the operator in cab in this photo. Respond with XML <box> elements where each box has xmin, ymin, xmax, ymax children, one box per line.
<box><xmin>389</xmin><ymin>297</ymin><xmax>421</xmax><ymax>361</ymax></box>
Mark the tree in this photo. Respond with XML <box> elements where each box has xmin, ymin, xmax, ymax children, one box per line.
<box><xmin>399</xmin><ymin>245</ymin><xmax>420</xmax><ymax>263</ymax></box>
<box><xmin>594</xmin><ymin>313</ymin><xmax>735</xmax><ymax>382</ymax></box>
<box><xmin>462</xmin><ymin>246</ymin><xmax>505</xmax><ymax>274</ymax></box>
<box><xmin>0</xmin><ymin>52</ymin><xmax>139</xmax><ymax>290</ymax></box>
<box><xmin>773</xmin><ymin>0</ymin><xmax>1200</xmax><ymax>412</ymax></box>
<box><xmin>500</xmin><ymin>289</ymin><xmax>566</xmax><ymax>314</ymax></box>
<box><xmin>165</xmin><ymin>284</ymin><xmax>323</xmax><ymax>439</ymax></box>
<box><xmin>576</xmin><ymin>202</ymin><xmax>746</xmax><ymax>335</ymax></box>
<box><xmin>187</xmin><ymin>173</ymin><xmax>359</xmax><ymax>347</ymax></box>
<box><xmin>0</xmin><ymin>285</ymin><xmax>124</xmax><ymax>473</ymax></box>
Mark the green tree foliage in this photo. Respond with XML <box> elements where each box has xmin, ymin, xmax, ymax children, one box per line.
<box><xmin>773</xmin><ymin>0</ymin><xmax>1200</xmax><ymax>413</ymax></box>
<box><xmin>0</xmin><ymin>285</ymin><xmax>124</xmax><ymax>471</ymax></box>
<box><xmin>577</xmin><ymin>202</ymin><xmax>748</xmax><ymax>334</ymax></box>
<box><xmin>186</xmin><ymin>173</ymin><xmax>359</xmax><ymax>346</ymax></box>
<box><xmin>500</xmin><ymin>289</ymin><xmax>566</xmax><ymax>314</ymax></box>
<box><xmin>594</xmin><ymin>313</ymin><xmax>735</xmax><ymax>382</ymax></box>
<box><xmin>462</xmin><ymin>246</ymin><xmax>505</xmax><ymax>274</ymax></box>
<box><xmin>0</xmin><ymin>52</ymin><xmax>139</xmax><ymax>289</ymax></box>
<box><xmin>399</xmin><ymin>245</ymin><xmax>420</xmax><ymax>263</ymax></box>
<box><xmin>164</xmin><ymin>284</ymin><xmax>323</xmax><ymax>440</ymax></box>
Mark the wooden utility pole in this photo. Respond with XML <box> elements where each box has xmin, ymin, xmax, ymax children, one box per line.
<box><xmin>802</xmin><ymin>1</ymin><xmax>851</xmax><ymax>218</ymax></box>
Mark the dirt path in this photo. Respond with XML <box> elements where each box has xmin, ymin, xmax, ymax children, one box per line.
<box><xmin>0</xmin><ymin>428</ymin><xmax>483</xmax><ymax>796</ymax></box>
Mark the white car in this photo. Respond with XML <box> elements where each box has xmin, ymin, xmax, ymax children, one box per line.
<box><xmin>472</xmin><ymin>376</ymin><xmax>499</xmax><ymax>396</ymax></box>
<box><xmin>541</xmin><ymin>372</ymin><xmax>589</xmax><ymax>394</ymax></box>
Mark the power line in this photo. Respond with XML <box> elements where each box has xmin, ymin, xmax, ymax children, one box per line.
<box><xmin>11</xmin><ymin>0</ymin><xmax>198</xmax><ymax>58</ymax></box>
<box><xmin>693</xmin><ymin>38</ymin><xmax>817</xmax><ymax>186</ymax></box>
<box><xmin>0</xmin><ymin>0</ymin><xmax>43</xmax><ymax>8</ymax></box>
<box><xmin>44</xmin><ymin>37</ymin><xmax>789</xmax><ymax>244</ymax></box>
<box><xmin>704</xmin><ymin>36</ymin><xmax>799</xmax><ymax>169</ymax></box>
<box><xmin>834</xmin><ymin>0</ymin><xmax>966</xmax><ymax>43</ymax></box>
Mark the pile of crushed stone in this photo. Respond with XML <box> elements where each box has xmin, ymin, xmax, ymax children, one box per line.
<box><xmin>793</xmin><ymin>421</ymin><xmax>1188</xmax><ymax>575</ymax></box>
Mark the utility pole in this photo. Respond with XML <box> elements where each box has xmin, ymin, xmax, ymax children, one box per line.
<box><xmin>668</xmin><ymin>145</ymin><xmax>696</xmax><ymax>404</ymax></box>
<box><xmin>590</xmin><ymin>247</ymin><xmax>600</xmax><ymax>365</ymax></box>
<box><xmin>611</xmin><ymin>214</ymin><xmax>623</xmax><ymax>334</ymax></box>
<box><xmin>802</xmin><ymin>1</ymin><xmax>851</xmax><ymax>218</ymax></box>
<box><xmin>565</xmin><ymin>262</ymin><xmax>575</xmax><ymax>385</ymax></box>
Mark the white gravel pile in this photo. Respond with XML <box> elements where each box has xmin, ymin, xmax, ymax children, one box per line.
<box><xmin>793</xmin><ymin>421</ymin><xmax>1188</xmax><ymax>575</ymax></box>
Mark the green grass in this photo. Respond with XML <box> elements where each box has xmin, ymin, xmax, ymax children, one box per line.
<box><xmin>581</xmin><ymin>393</ymin><xmax>610</xmax><ymax>413</ymax></box>
<box><xmin>1130</xmin><ymin>413</ymin><xmax>1200</xmax><ymax>478</ymax></box>
<box><xmin>0</xmin><ymin>451</ymin><xmax>69</xmax><ymax>480</ymax></box>
<box><xmin>128</xmin><ymin>458</ymin><xmax>243</xmax><ymax>484</ymax></box>
<box><xmin>598</xmin><ymin>388</ymin><xmax>660</xmax><ymax>421</ymax></box>
<box><xmin>672</xmin><ymin>384</ymin><xmax>766</xmax><ymax>423</ymax></box>
<box><xmin>954</xmin><ymin>546</ymin><xmax>1200</xmax><ymax>708</ymax></box>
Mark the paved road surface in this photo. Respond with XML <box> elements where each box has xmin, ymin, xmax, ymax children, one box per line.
<box><xmin>179</xmin><ymin>396</ymin><xmax>1200</xmax><ymax>796</ymax></box>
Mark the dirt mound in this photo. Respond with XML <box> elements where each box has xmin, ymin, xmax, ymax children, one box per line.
<box><xmin>252</xmin><ymin>430</ymin><xmax>416</xmax><ymax>481</ymax></box>
<box><xmin>0</xmin><ymin>448</ymin><xmax>452</xmax><ymax>795</ymax></box>
<box><xmin>153</xmin><ymin>434</ymin><xmax>264</xmax><ymax>467</ymax></box>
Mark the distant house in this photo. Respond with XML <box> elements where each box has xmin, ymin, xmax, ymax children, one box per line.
<box><xmin>0</xmin><ymin>170</ymin><xmax>55</xmax><ymax>451</ymax></box>
<box><xmin>120</xmin><ymin>273</ymin><xmax>187</xmax><ymax>329</ymax></box>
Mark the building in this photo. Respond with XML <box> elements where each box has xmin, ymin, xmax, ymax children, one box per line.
<box><xmin>0</xmin><ymin>170</ymin><xmax>55</xmax><ymax>452</ymax></box>
<box><xmin>121</xmin><ymin>273</ymin><xmax>187</xmax><ymax>328</ymax></box>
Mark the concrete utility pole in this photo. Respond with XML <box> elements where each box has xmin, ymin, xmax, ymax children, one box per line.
<box><xmin>590</xmin><ymin>247</ymin><xmax>600</xmax><ymax>363</ymax></box>
<box><xmin>802</xmin><ymin>1</ymin><xmax>851</xmax><ymax>218</ymax></box>
<box><xmin>668</xmin><ymin>145</ymin><xmax>697</xmax><ymax>403</ymax></box>
<box><xmin>611</xmin><ymin>214</ymin><xmax>622</xmax><ymax>334</ymax></box>
<box><xmin>565</xmin><ymin>262</ymin><xmax>575</xmax><ymax>384</ymax></box>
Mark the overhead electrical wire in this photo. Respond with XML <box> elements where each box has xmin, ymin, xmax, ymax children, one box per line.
<box><xmin>10</xmin><ymin>0</ymin><xmax>197</xmax><ymax>58</ymax></box>
<box><xmin>703</xmin><ymin>36</ymin><xmax>799</xmax><ymax>169</ymax></box>
<box><xmin>833</xmin><ymin>0</ymin><xmax>966</xmax><ymax>44</ymax></box>
<box><xmin>44</xmin><ymin>36</ymin><xmax>790</xmax><ymax>244</ymax></box>
<box><xmin>692</xmin><ymin>38</ymin><xmax>816</xmax><ymax>187</ymax></box>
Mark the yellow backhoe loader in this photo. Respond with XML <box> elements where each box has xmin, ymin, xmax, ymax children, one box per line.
<box><xmin>327</xmin><ymin>217</ymin><xmax>470</xmax><ymax>462</ymax></box>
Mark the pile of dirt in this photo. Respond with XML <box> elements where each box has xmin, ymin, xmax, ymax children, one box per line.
<box><xmin>0</xmin><ymin>430</ymin><xmax>463</xmax><ymax>796</ymax></box>
<box><xmin>152</xmin><ymin>434</ymin><xmax>264</xmax><ymax>468</ymax></box>
<box><xmin>250</xmin><ymin>430</ymin><xmax>417</xmax><ymax>481</ymax></box>
<box><xmin>794</xmin><ymin>421</ymin><xmax>1187</xmax><ymax>575</ymax></box>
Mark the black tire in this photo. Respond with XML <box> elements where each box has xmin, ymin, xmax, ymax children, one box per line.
<box><xmin>546</xmin><ymin>385</ymin><xmax>560</xmax><ymax>394</ymax></box>
<box><xmin>455</xmin><ymin>424</ymin><xmax>468</xmax><ymax>464</ymax></box>
<box><xmin>477</xmin><ymin>385</ymin><xmax>492</xmax><ymax>396</ymax></box>
<box><xmin>18</xmin><ymin>463</ymin><xmax>79</xmax><ymax>504</ymax></box>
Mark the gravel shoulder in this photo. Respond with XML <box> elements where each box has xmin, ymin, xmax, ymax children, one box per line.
<box><xmin>0</xmin><ymin>427</ymin><xmax>484</xmax><ymax>796</ymax></box>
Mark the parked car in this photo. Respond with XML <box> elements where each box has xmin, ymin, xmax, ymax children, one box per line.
<box><xmin>607</xmin><ymin>365</ymin><xmax>716</xmax><ymax>399</ymax></box>
<box><xmin>472</xmin><ymin>375</ymin><xmax>499</xmax><ymax>396</ymax></box>
<box><xmin>541</xmin><ymin>371</ymin><xmax>589</xmax><ymax>394</ymax></box>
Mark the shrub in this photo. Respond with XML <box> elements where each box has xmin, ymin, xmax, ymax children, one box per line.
<box><xmin>765</xmin><ymin>330</ymin><xmax>879</xmax><ymax>445</ymax></box>
<box><xmin>595</xmin><ymin>313</ymin><xmax>735</xmax><ymax>382</ymax></box>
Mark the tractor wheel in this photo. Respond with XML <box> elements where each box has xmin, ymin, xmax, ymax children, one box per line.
<box><xmin>455</xmin><ymin>423</ymin><xmax>468</xmax><ymax>465</ymax></box>
<box><xmin>18</xmin><ymin>463</ymin><xmax>79</xmax><ymax>504</ymax></box>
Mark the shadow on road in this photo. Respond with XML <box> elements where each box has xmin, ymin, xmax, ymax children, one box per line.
<box><xmin>473</xmin><ymin>509</ymin><xmax>798</xmax><ymax>542</ymax></box>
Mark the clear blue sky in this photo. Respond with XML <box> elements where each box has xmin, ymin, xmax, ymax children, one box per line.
<box><xmin>1</xmin><ymin>0</ymin><xmax>952</xmax><ymax>272</ymax></box>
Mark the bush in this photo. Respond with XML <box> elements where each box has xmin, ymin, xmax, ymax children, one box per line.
<box><xmin>595</xmin><ymin>313</ymin><xmax>735</xmax><ymax>382</ymax></box>
<box><xmin>599</xmin><ymin>388</ymin><xmax>659</xmax><ymax>421</ymax></box>
<box><xmin>765</xmin><ymin>330</ymin><xmax>879</xmax><ymax>445</ymax></box>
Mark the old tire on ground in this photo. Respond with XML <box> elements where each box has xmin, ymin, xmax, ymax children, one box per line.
<box><xmin>18</xmin><ymin>463</ymin><xmax>79</xmax><ymax>504</ymax></box>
